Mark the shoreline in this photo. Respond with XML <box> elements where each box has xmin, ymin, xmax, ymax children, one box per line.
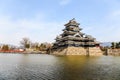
<box><xmin>0</xmin><ymin>51</ymin><xmax>47</xmax><ymax>54</ymax></box>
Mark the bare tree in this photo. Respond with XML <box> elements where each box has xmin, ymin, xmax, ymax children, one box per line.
<box><xmin>31</xmin><ymin>42</ymin><xmax>40</xmax><ymax>50</ymax></box>
<box><xmin>20</xmin><ymin>37</ymin><xmax>31</xmax><ymax>49</ymax></box>
<box><xmin>39</xmin><ymin>42</ymin><xmax>52</xmax><ymax>51</ymax></box>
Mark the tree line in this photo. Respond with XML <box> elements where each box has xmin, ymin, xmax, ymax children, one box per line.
<box><xmin>20</xmin><ymin>37</ymin><xmax>52</xmax><ymax>51</ymax></box>
<box><xmin>0</xmin><ymin>37</ymin><xmax>52</xmax><ymax>51</ymax></box>
<box><xmin>111</xmin><ymin>42</ymin><xmax>120</xmax><ymax>49</ymax></box>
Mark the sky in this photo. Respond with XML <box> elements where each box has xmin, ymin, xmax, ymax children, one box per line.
<box><xmin>0</xmin><ymin>0</ymin><xmax>120</xmax><ymax>45</ymax></box>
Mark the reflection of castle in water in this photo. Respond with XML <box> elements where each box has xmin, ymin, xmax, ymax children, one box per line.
<box><xmin>51</xmin><ymin>18</ymin><xmax>103</xmax><ymax>55</ymax></box>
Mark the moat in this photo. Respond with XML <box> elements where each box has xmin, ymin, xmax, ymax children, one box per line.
<box><xmin>0</xmin><ymin>54</ymin><xmax>120</xmax><ymax>80</ymax></box>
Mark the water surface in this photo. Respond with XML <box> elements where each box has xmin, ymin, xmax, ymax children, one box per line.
<box><xmin>0</xmin><ymin>54</ymin><xmax>120</xmax><ymax>80</ymax></box>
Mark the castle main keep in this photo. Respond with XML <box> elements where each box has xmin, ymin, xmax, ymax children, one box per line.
<box><xmin>51</xmin><ymin>19</ymin><xmax>103</xmax><ymax>56</ymax></box>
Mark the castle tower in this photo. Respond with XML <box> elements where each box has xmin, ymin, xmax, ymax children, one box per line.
<box><xmin>51</xmin><ymin>19</ymin><xmax>102</xmax><ymax>55</ymax></box>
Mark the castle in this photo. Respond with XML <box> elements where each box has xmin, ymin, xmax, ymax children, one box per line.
<box><xmin>51</xmin><ymin>19</ymin><xmax>103</xmax><ymax>56</ymax></box>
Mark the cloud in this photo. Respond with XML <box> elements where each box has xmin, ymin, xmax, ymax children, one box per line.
<box><xmin>59</xmin><ymin>0</ymin><xmax>71</xmax><ymax>6</ymax></box>
<box><xmin>0</xmin><ymin>14</ymin><xmax>64</xmax><ymax>45</ymax></box>
<box><xmin>109</xmin><ymin>10</ymin><xmax>120</xmax><ymax>19</ymax></box>
<box><xmin>95</xmin><ymin>11</ymin><xmax>120</xmax><ymax>42</ymax></box>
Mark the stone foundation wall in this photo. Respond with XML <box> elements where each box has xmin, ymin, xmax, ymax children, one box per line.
<box><xmin>66</xmin><ymin>47</ymin><xmax>86</xmax><ymax>55</ymax></box>
<box><xmin>107</xmin><ymin>49</ymin><xmax>120</xmax><ymax>56</ymax></box>
<box><xmin>89</xmin><ymin>47</ymin><xmax>103</xmax><ymax>56</ymax></box>
<box><xmin>51</xmin><ymin>47</ymin><xmax>103</xmax><ymax>56</ymax></box>
<box><xmin>51</xmin><ymin>48</ymin><xmax>67</xmax><ymax>55</ymax></box>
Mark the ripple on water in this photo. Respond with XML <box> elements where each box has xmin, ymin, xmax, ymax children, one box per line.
<box><xmin>0</xmin><ymin>54</ymin><xmax>120</xmax><ymax>80</ymax></box>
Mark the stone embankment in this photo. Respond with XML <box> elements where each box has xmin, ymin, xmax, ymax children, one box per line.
<box><xmin>106</xmin><ymin>49</ymin><xmax>120</xmax><ymax>56</ymax></box>
<box><xmin>51</xmin><ymin>47</ymin><xmax>103</xmax><ymax>56</ymax></box>
<box><xmin>0</xmin><ymin>50</ymin><xmax>47</xmax><ymax>54</ymax></box>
